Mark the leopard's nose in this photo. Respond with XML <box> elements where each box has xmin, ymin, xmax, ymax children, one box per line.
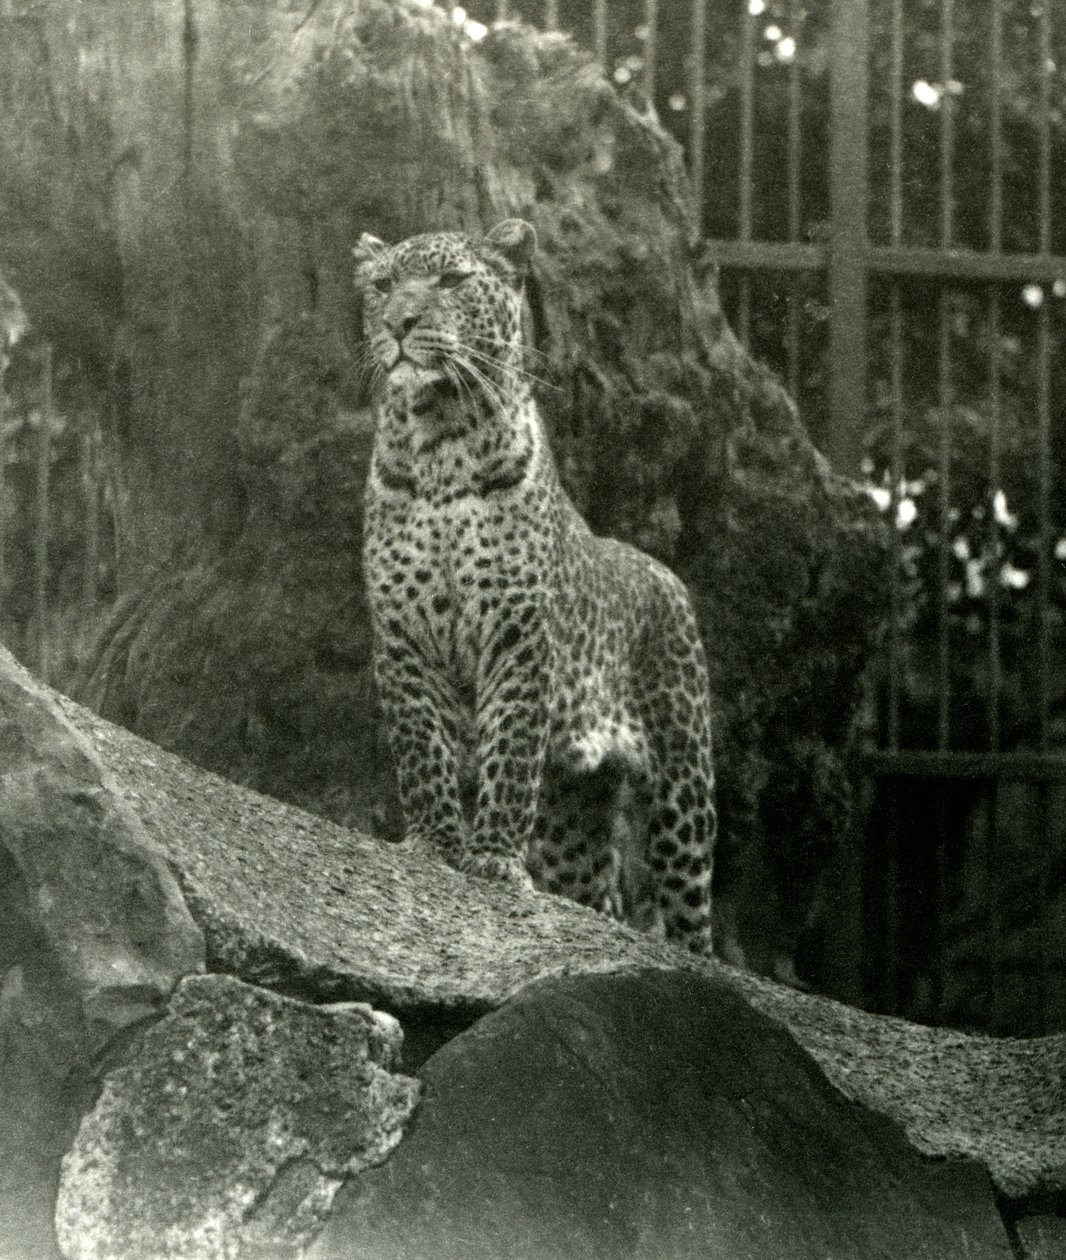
<box><xmin>385</xmin><ymin>309</ymin><xmax>420</xmax><ymax>338</ymax></box>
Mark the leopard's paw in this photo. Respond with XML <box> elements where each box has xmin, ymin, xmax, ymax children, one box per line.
<box><xmin>457</xmin><ymin>852</ymin><xmax>535</xmax><ymax>892</ymax></box>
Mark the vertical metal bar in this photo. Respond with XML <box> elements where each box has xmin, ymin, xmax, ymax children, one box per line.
<box><xmin>933</xmin><ymin>287</ymin><xmax>952</xmax><ymax>1022</ymax></box>
<box><xmin>496</xmin><ymin>0</ymin><xmax>508</xmax><ymax>21</ymax></box>
<box><xmin>939</xmin><ymin>0</ymin><xmax>954</xmax><ymax>248</ymax></box>
<box><xmin>890</xmin><ymin>0</ymin><xmax>904</xmax><ymax>246</ymax></box>
<box><xmin>985</xmin><ymin>0</ymin><xmax>1004</xmax><ymax>1041</ymax></box>
<box><xmin>989</xmin><ymin>0</ymin><xmax>1003</xmax><ymax>253</ymax></box>
<box><xmin>737</xmin><ymin>0</ymin><xmax>755</xmax><ymax>344</ymax></box>
<box><xmin>988</xmin><ymin>298</ymin><xmax>1002</xmax><ymax>751</ymax></box>
<box><xmin>1036</xmin><ymin>0</ymin><xmax>1053</xmax><ymax>1026</ymax></box>
<box><xmin>935</xmin><ymin>0</ymin><xmax>955</xmax><ymax>1018</ymax></box>
<box><xmin>887</xmin><ymin>0</ymin><xmax>904</xmax><ymax>740</ymax></box>
<box><xmin>887</xmin><ymin>293</ymin><xmax>904</xmax><ymax>752</ymax></box>
<box><xmin>987</xmin><ymin>291</ymin><xmax>1003</xmax><ymax>1033</ymax></box>
<box><xmin>738</xmin><ymin>0</ymin><xmax>754</xmax><ymax>240</ymax></box>
<box><xmin>593</xmin><ymin>0</ymin><xmax>607</xmax><ymax>69</ymax></box>
<box><xmin>936</xmin><ymin>299</ymin><xmax>952</xmax><ymax>752</ymax></box>
<box><xmin>544</xmin><ymin>0</ymin><xmax>558</xmax><ymax>28</ymax></box>
<box><xmin>690</xmin><ymin>0</ymin><xmax>707</xmax><ymax>232</ymax></box>
<box><xmin>643</xmin><ymin>0</ymin><xmax>658</xmax><ymax>105</ymax></box>
<box><xmin>1036</xmin><ymin>0</ymin><xmax>1052</xmax><ymax>750</ymax></box>
<box><xmin>786</xmin><ymin>0</ymin><xmax>802</xmax><ymax>397</ymax></box>
<box><xmin>34</xmin><ymin>344</ymin><xmax>52</xmax><ymax>683</ymax></box>
<box><xmin>936</xmin><ymin>0</ymin><xmax>955</xmax><ymax>753</ymax></box>
<box><xmin>827</xmin><ymin>0</ymin><xmax>868</xmax><ymax>473</ymax></box>
<box><xmin>1039</xmin><ymin>1</ymin><xmax>1052</xmax><ymax>259</ymax></box>
<box><xmin>884</xmin><ymin>286</ymin><xmax>905</xmax><ymax>1015</ymax></box>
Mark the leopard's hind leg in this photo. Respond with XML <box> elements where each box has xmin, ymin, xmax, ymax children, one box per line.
<box><xmin>528</xmin><ymin>758</ymin><xmax>627</xmax><ymax>917</ymax></box>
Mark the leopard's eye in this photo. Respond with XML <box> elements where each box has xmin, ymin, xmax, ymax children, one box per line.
<box><xmin>372</xmin><ymin>275</ymin><xmax>393</xmax><ymax>295</ymax></box>
<box><xmin>438</xmin><ymin>270</ymin><xmax>469</xmax><ymax>290</ymax></box>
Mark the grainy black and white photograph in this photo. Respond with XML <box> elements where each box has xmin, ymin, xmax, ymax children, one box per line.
<box><xmin>1</xmin><ymin>0</ymin><xmax>1064</xmax><ymax>1256</ymax></box>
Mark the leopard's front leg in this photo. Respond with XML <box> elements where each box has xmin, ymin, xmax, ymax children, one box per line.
<box><xmin>466</xmin><ymin>603</ymin><xmax>552</xmax><ymax>890</ymax></box>
<box><xmin>373</xmin><ymin>631</ymin><xmax>470</xmax><ymax>867</ymax></box>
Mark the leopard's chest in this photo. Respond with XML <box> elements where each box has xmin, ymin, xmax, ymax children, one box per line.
<box><xmin>365</xmin><ymin>488</ymin><xmax>550</xmax><ymax>683</ymax></box>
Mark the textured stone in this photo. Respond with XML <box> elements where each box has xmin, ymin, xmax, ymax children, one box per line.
<box><xmin>309</xmin><ymin>969</ymin><xmax>1013</xmax><ymax>1260</ymax></box>
<box><xmin>1</xmin><ymin>645</ymin><xmax>1063</xmax><ymax>1256</ymax></box>
<box><xmin>0</xmin><ymin>646</ymin><xmax>203</xmax><ymax>1260</ymax></box>
<box><xmin>55</xmin><ymin>974</ymin><xmax>420</xmax><ymax>1260</ymax></box>
<box><xmin>52</xmin><ymin>668</ymin><xmax>1066</xmax><ymax>1206</ymax></box>
<box><xmin>1016</xmin><ymin>1214</ymin><xmax>1066</xmax><ymax>1260</ymax></box>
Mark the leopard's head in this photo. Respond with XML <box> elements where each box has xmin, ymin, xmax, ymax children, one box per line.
<box><xmin>353</xmin><ymin>220</ymin><xmax>535</xmax><ymax>413</ymax></box>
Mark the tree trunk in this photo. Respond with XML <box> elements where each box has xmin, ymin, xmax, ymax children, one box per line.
<box><xmin>0</xmin><ymin>0</ymin><xmax>890</xmax><ymax>976</ymax></box>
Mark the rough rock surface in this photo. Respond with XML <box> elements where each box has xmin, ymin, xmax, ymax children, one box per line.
<box><xmin>55</xmin><ymin>974</ymin><xmax>420</xmax><ymax>1260</ymax></box>
<box><xmin>48</xmin><ymin>649</ymin><xmax>1066</xmax><ymax>1206</ymax></box>
<box><xmin>309</xmin><ymin>970</ymin><xmax>1013</xmax><ymax>1260</ymax></box>
<box><xmin>1</xmin><ymin>648</ymin><xmax>1064</xmax><ymax>1258</ymax></box>
<box><xmin>0</xmin><ymin>648</ymin><xmax>203</xmax><ymax>1260</ymax></box>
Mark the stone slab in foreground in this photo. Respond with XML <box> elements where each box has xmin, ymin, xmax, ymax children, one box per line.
<box><xmin>55</xmin><ymin>974</ymin><xmax>420</xmax><ymax>1260</ymax></box>
<box><xmin>309</xmin><ymin>970</ymin><xmax>1012</xmax><ymax>1260</ymax></box>
<box><xmin>1</xmin><ymin>645</ymin><xmax>1065</xmax><ymax>1259</ymax></box>
<box><xmin>47</xmin><ymin>649</ymin><xmax>1066</xmax><ymax>1204</ymax></box>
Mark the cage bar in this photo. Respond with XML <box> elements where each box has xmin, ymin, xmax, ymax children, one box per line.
<box><xmin>885</xmin><ymin>0</ymin><xmax>905</xmax><ymax>751</ymax></box>
<box><xmin>1036</xmin><ymin>301</ymin><xmax>1052</xmax><ymax>742</ymax></box>
<box><xmin>709</xmin><ymin>239</ymin><xmax>1066</xmax><ymax>282</ymax></box>
<box><xmin>689</xmin><ymin>0</ymin><xmax>707</xmax><ymax>232</ymax></box>
<box><xmin>544</xmin><ymin>0</ymin><xmax>558</xmax><ymax>28</ymax></box>
<box><xmin>738</xmin><ymin>1</ymin><xmax>754</xmax><ymax>241</ymax></box>
<box><xmin>1036</xmin><ymin>0</ymin><xmax>1053</xmax><ymax>750</ymax></box>
<box><xmin>643</xmin><ymin>0</ymin><xmax>658</xmax><ymax>103</ymax></box>
<box><xmin>984</xmin><ymin>0</ymin><xmax>1005</xmax><ymax>1033</ymax></box>
<box><xmin>987</xmin><ymin>0</ymin><xmax>1003</xmax><ymax>744</ymax></box>
<box><xmin>939</xmin><ymin>0</ymin><xmax>954</xmax><ymax>248</ymax></box>
<box><xmin>593</xmin><ymin>0</ymin><xmax>607</xmax><ymax>68</ymax></box>
<box><xmin>1039</xmin><ymin>0</ymin><xmax>1052</xmax><ymax>256</ymax></box>
<box><xmin>785</xmin><ymin>0</ymin><xmax>802</xmax><ymax>396</ymax></box>
<box><xmin>936</xmin><ymin>295</ymin><xmax>952</xmax><ymax>752</ymax></box>
<box><xmin>989</xmin><ymin>0</ymin><xmax>1003</xmax><ymax>252</ymax></box>
<box><xmin>735</xmin><ymin>0</ymin><xmax>755</xmax><ymax>344</ymax></box>
<box><xmin>890</xmin><ymin>0</ymin><xmax>903</xmax><ymax>245</ymax></box>
<box><xmin>987</xmin><ymin>297</ymin><xmax>1002</xmax><ymax>751</ymax></box>
<box><xmin>826</xmin><ymin>0</ymin><xmax>868</xmax><ymax>472</ymax></box>
<box><xmin>1036</xmin><ymin>0</ymin><xmax>1055</xmax><ymax>1023</ymax></box>
<box><xmin>887</xmin><ymin>286</ymin><xmax>904</xmax><ymax>751</ymax></box>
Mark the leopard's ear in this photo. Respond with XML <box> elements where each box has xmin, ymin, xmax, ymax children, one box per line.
<box><xmin>484</xmin><ymin>219</ymin><xmax>537</xmax><ymax>279</ymax></box>
<box><xmin>352</xmin><ymin>233</ymin><xmax>388</xmax><ymax>269</ymax></box>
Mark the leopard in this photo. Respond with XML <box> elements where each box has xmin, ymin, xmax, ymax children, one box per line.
<box><xmin>354</xmin><ymin>218</ymin><xmax>716</xmax><ymax>954</ymax></box>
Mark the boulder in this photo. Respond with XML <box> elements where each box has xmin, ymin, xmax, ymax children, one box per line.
<box><xmin>0</xmin><ymin>646</ymin><xmax>1063</xmax><ymax>1258</ymax></box>
<box><xmin>55</xmin><ymin>974</ymin><xmax>419</xmax><ymax>1260</ymax></box>
<box><xmin>309</xmin><ymin>970</ymin><xmax>1012</xmax><ymax>1260</ymax></box>
<box><xmin>0</xmin><ymin>647</ymin><xmax>203</xmax><ymax>1260</ymax></box>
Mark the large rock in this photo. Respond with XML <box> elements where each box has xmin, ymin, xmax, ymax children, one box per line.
<box><xmin>0</xmin><ymin>648</ymin><xmax>203</xmax><ymax>1260</ymax></box>
<box><xmin>55</xmin><ymin>974</ymin><xmax>420</xmax><ymax>1260</ymax></box>
<box><xmin>1</xmin><ymin>647</ymin><xmax>1064</xmax><ymax>1258</ymax></box>
<box><xmin>309</xmin><ymin>970</ymin><xmax>1012</xmax><ymax>1260</ymax></box>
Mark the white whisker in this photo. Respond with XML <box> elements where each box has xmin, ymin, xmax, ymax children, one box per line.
<box><xmin>458</xmin><ymin>340</ymin><xmax>559</xmax><ymax>394</ymax></box>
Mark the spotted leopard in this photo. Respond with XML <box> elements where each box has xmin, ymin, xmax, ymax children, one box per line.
<box><xmin>354</xmin><ymin>219</ymin><xmax>716</xmax><ymax>953</ymax></box>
